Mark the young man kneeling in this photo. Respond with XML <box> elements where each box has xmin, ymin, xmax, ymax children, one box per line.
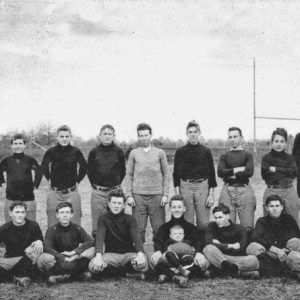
<box><xmin>89</xmin><ymin>189</ymin><xmax>148</xmax><ymax>279</ymax></box>
<box><xmin>37</xmin><ymin>202</ymin><xmax>94</xmax><ymax>284</ymax></box>
<box><xmin>203</xmin><ymin>204</ymin><xmax>259</xmax><ymax>279</ymax></box>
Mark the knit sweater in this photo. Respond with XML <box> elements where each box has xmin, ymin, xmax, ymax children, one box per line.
<box><xmin>205</xmin><ymin>221</ymin><xmax>247</xmax><ymax>255</ymax></box>
<box><xmin>87</xmin><ymin>143</ymin><xmax>126</xmax><ymax>187</ymax></box>
<box><xmin>173</xmin><ymin>142</ymin><xmax>217</xmax><ymax>188</ymax></box>
<box><xmin>44</xmin><ymin>222</ymin><xmax>94</xmax><ymax>261</ymax></box>
<box><xmin>0</xmin><ymin>153</ymin><xmax>39</xmax><ymax>200</ymax></box>
<box><xmin>251</xmin><ymin>213</ymin><xmax>300</xmax><ymax>250</ymax></box>
<box><xmin>217</xmin><ymin>150</ymin><xmax>254</xmax><ymax>185</ymax></box>
<box><xmin>125</xmin><ymin>147</ymin><xmax>169</xmax><ymax>197</ymax></box>
<box><xmin>261</xmin><ymin>150</ymin><xmax>297</xmax><ymax>186</ymax></box>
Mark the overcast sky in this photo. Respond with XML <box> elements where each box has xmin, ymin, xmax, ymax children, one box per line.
<box><xmin>1</xmin><ymin>0</ymin><xmax>300</xmax><ymax>142</ymax></box>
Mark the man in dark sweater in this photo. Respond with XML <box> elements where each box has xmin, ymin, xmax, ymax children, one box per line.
<box><xmin>173</xmin><ymin>120</ymin><xmax>217</xmax><ymax>230</ymax></box>
<box><xmin>151</xmin><ymin>195</ymin><xmax>208</xmax><ymax>287</ymax></box>
<box><xmin>35</xmin><ymin>125</ymin><xmax>87</xmax><ymax>227</ymax></box>
<box><xmin>89</xmin><ymin>189</ymin><xmax>147</xmax><ymax>278</ymax></box>
<box><xmin>37</xmin><ymin>202</ymin><xmax>94</xmax><ymax>284</ymax></box>
<box><xmin>0</xmin><ymin>134</ymin><xmax>39</xmax><ymax>221</ymax></box>
<box><xmin>0</xmin><ymin>201</ymin><xmax>43</xmax><ymax>286</ymax></box>
<box><xmin>87</xmin><ymin>124</ymin><xmax>126</xmax><ymax>236</ymax></box>
<box><xmin>217</xmin><ymin>127</ymin><xmax>256</xmax><ymax>230</ymax></box>
<box><xmin>261</xmin><ymin>128</ymin><xmax>299</xmax><ymax>224</ymax></box>
<box><xmin>203</xmin><ymin>204</ymin><xmax>259</xmax><ymax>278</ymax></box>
<box><xmin>247</xmin><ymin>195</ymin><xmax>300</xmax><ymax>278</ymax></box>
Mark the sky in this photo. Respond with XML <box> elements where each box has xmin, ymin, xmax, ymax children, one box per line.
<box><xmin>1</xmin><ymin>0</ymin><xmax>300</xmax><ymax>142</ymax></box>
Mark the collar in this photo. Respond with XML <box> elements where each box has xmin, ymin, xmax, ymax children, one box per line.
<box><xmin>108</xmin><ymin>209</ymin><xmax>125</xmax><ymax>218</ymax></box>
<box><xmin>57</xmin><ymin>143</ymin><xmax>72</xmax><ymax>151</ymax></box>
<box><xmin>99</xmin><ymin>142</ymin><xmax>115</xmax><ymax>150</ymax></box>
<box><xmin>13</xmin><ymin>153</ymin><xmax>25</xmax><ymax>159</ymax></box>
<box><xmin>271</xmin><ymin>149</ymin><xmax>286</xmax><ymax>157</ymax></box>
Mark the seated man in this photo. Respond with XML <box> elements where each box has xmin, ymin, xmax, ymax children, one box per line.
<box><xmin>203</xmin><ymin>204</ymin><xmax>259</xmax><ymax>278</ymax></box>
<box><xmin>247</xmin><ymin>194</ymin><xmax>300</xmax><ymax>278</ymax></box>
<box><xmin>89</xmin><ymin>189</ymin><xmax>148</xmax><ymax>278</ymax></box>
<box><xmin>0</xmin><ymin>201</ymin><xmax>43</xmax><ymax>286</ymax></box>
<box><xmin>37</xmin><ymin>202</ymin><xmax>94</xmax><ymax>284</ymax></box>
<box><xmin>151</xmin><ymin>195</ymin><xmax>209</xmax><ymax>287</ymax></box>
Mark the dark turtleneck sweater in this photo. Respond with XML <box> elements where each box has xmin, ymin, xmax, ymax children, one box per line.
<box><xmin>0</xmin><ymin>153</ymin><xmax>39</xmax><ymax>201</ymax></box>
<box><xmin>261</xmin><ymin>149</ymin><xmax>297</xmax><ymax>187</ymax></box>
<box><xmin>95</xmin><ymin>210</ymin><xmax>143</xmax><ymax>254</ymax></box>
<box><xmin>173</xmin><ymin>142</ymin><xmax>217</xmax><ymax>188</ymax></box>
<box><xmin>205</xmin><ymin>220</ymin><xmax>247</xmax><ymax>255</ymax></box>
<box><xmin>87</xmin><ymin>142</ymin><xmax>125</xmax><ymax>187</ymax></box>
<box><xmin>36</xmin><ymin>143</ymin><xmax>87</xmax><ymax>190</ymax></box>
<box><xmin>153</xmin><ymin>215</ymin><xmax>204</xmax><ymax>253</ymax></box>
<box><xmin>44</xmin><ymin>222</ymin><xmax>94</xmax><ymax>261</ymax></box>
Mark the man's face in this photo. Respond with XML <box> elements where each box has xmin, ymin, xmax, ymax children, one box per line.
<box><xmin>271</xmin><ymin>134</ymin><xmax>286</xmax><ymax>152</ymax></box>
<box><xmin>186</xmin><ymin>126</ymin><xmax>200</xmax><ymax>145</ymax></box>
<box><xmin>266</xmin><ymin>200</ymin><xmax>283</xmax><ymax>218</ymax></box>
<box><xmin>9</xmin><ymin>206</ymin><xmax>27</xmax><ymax>226</ymax></box>
<box><xmin>11</xmin><ymin>139</ymin><xmax>26</xmax><ymax>154</ymax></box>
<box><xmin>108</xmin><ymin>197</ymin><xmax>125</xmax><ymax>214</ymax></box>
<box><xmin>56</xmin><ymin>206</ymin><xmax>73</xmax><ymax>226</ymax></box>
<box><xmin>214</xmin><ymin>211</ymin><xmax>230</xmax><ymax>228</ymax></box>
<box><xmin>57</xmin><ymin>130</ymin><xmax>72</xmax><ymax>147</ymax></box>
<box><xmin>228</xmin><ymin>130</ymin><xmax>242</xmax><ymax>149</ymax></box>
<box><xmin>170</xmin><ymin>200</ymin><xmax>186</xmax><ymax>219</ymax></box>
<box><xmin>169</xmin><ymin>228</ymin><xmax>184</xmax><ymax>242</ymax></box>
<box><xmin>99</xmin><ymin>128</ymin><xmax>115</xmax><ymax>146</ymax></box>
<box><xmin>138</xmin><ymin>129</ymin><xmax>152</xmax><ymax>147</ymax></box>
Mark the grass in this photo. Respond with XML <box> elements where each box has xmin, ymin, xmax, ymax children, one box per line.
<box><xmin>0</xmin><ymin>166</ymin><xmax>299</xmax><ymax>300</ymax></box>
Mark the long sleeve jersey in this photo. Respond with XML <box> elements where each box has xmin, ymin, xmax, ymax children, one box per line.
<box><xmin>261</xmin><ymin>149</ymin><xmax>297</xmax><ymax>187</ymax></box>
<box><xmin>0</xmin><ymin>153</ymin><xmax>39</xmax><ymax>200</ymax></box>
<box><xmin>35</xmin><ymin>144</ymin><xmax>87</xmax><ymax>189</ymax></box>
<box><xmin>173</xmin><ymin>142</ymin><xmax>217</xmax><ymax>188</ymax></box>
<box><xmin>217</xmin><ymin>150</ymin><xmax>254</xmax><ymax>185</ymax></box>
<box><xmin>87</xmin><ymin>143</ymin><xmax>126</xmax><ymax>187</ymax></box>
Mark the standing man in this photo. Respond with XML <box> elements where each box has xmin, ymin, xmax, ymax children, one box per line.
<box><xmin>35</xmin><ymin>125</ymin><xmax>87</xmax><ymax>227</ymax></box>
<box><xmin>125</xmin><ymin>123</ymin><xmax>169</xmax><ymax>243</ymax></box>
<box><xmin>247</xmin><ymin>195</ymin><xmax>300</xmax><ymax>278</ymax></box>
<box><xmin>217</xmin><ymin>127</ymin><xmax>256</xmax><ymax>230</ymax></box>
<box><xmin>0</xmin><ymin>134</ymin><xmax>40</xmax><ymax>221</ymax></box>
<box><xmin>173</xmin><ymin>120</ymin><xmax>217</xmax><ymax>230</ymax></box>
<box><xmin>87</xmin><ymin>124</ymin><xmax>126</xmax><ymax>236</ymax></box>
<box><xmin>0</xmin><ymin>201</ymin><xmax>43</xmax><ymax>286</ymax></box>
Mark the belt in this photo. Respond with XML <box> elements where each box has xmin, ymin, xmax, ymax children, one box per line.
<box><xmin>52</xmin><ymin>185</ymin><xmax>77</xmax><ymax>194</ymax></box>
<box><xmin>182</xmin><ymin>178</ymin><xmax>206</xmax><ymax>183</ymax></box>
<box><xmin>92</xmin><ymin>184</ymin><xmax>120</xmax><ymax>192</ymax></box>
<box><xmin>227</xmin><ymin>183</ymin><xmax>247</xmax><ymax>187</ymax></box>
<box><xmin>267</xmin><ymin>184</ymin><xmax>292</xmax><ymax>189</ymax></box>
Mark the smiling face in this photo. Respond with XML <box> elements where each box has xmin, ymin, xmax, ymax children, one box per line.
<box><xmin>266</xmin><ymin>200</ymin><xmax>284</xmax><ymax>219</ymax></box>
<box><xmin>228</xmin><ymin>129</ymin><xmax>242</xmax><ymax>149</ymax></box>
<box><xmin>56</xmin><ymin>206</ymin><xmax>73</xmax><ymax>226</ymax></box>
<box><xmin>57</xmin><ymin>130</ymin><xmax>72</xmax><ymax>147</ymax></box>
<box><xmin>170</xmin><ymin>200</ymin><xmax>186</xmax><ymax>219</ymax></box>
<box><xmin>271</xmin><ymin>134</ymin><xmax>287</xmax><ymax>152</ymax></box>
<box><xmin>186</xmin><ymin>126</ymin><xmax>200</xmax><ymax>145</ymax></box>
<box><xmin>9</xmin><ymin>205</ymin><xmax>27</xmax><ymax>226</ymax></box>
<box><xmin>138</xmin><ymin>129</ymin><xmax>152</xmax><ymax>147</ymax></box>
<box><xmin>11</xmin><ymin>139</ymin><xmax>26</xmax><ymax>154</ymax></box>
<box><xmin>100</xmin><ymin>128</ymin><xmax>115</xmax><ymax>146</ymax></box>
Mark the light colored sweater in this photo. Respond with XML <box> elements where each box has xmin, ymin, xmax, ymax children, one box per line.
<box><xmin>125</xmin><ymin>147</ymin><xmax>169</xmax><ymax>197</ymax></box>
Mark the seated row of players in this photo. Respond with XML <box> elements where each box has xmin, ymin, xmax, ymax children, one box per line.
<box><xmin>0</xmin><ymin>122</ymin><xmax>299</xmax><ymax>244</ymax></box>
<box><xmin>1</xmin><ymin>191</ymin><xmax>300</xmax><ymax>288</ymax></box>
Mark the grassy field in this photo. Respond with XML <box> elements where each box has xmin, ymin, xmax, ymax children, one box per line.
<box><xmin>0</xmin><ymin>166</ymin><xmax>300</xmax><ymax>300</ymax></box>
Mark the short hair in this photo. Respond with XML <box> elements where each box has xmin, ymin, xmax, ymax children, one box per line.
<box><xmin>169</xmin><ymin>194</ymin><xmax>185</xmax><ymax>207</ymax></box>
<box><xmin>186</xmin><ymin>120</ymin><xmax>200</xmax><ymax>132</ymax></box>
<box><xmin>100</xmin><ymin>124</ymin><xmax>115</xmax><ymax>134</ymax></box>
<box><xmin>265</xmin><ymin>194</ymin><xmax>284</xmax><ymax>207</ymax></box>
<box><xmin>228</xmin><ymin>127</ymin><xmax>243</xmax><ymax>137</ymax></box>
<box><xmin>108</xmin><ymin>189</ymin><xmax>126</xmax><ymax>203</ymax></box>
<box><xmin>55</xmin><ymin>201</ymin><xmax>73</xmax><ymax>213</ymax></box>
<box><xmin>10</xmin><ymin>201</ymin><xmax>27</xmax><ymax>212</ymax></box>
<box><xmin>170</xmin><ymin>224</ymin><xmax>184</xmax><ymax>233</ymax></box>
<box><xmin>212</xmin><ymin>204</ymin><xmax>230</xmax><ymax>215</ymax></box>
<box><xmin>57</xmin><ymin>125</ymin><xmax>71</xmax><ymax>135</ymax></box>
<box><xmin>11</xmin><ymin>134</ymin><xmax>26</xmax><ymax>145</ymax></box>
<box><xmin>137</xmin><ymin>123</ymin><xmax>152</xmax><ymax>135</ymax></box>
<box><xmin>271</xmin><ymin>128</ymin><xmax>287</xmax><ymax>142</ymax></box>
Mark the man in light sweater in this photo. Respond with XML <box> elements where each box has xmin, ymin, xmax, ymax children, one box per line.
<box><xmin>125</xmin><ymin>123</ymin><xmax>169</xmax><ymax>243</ymax></box>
